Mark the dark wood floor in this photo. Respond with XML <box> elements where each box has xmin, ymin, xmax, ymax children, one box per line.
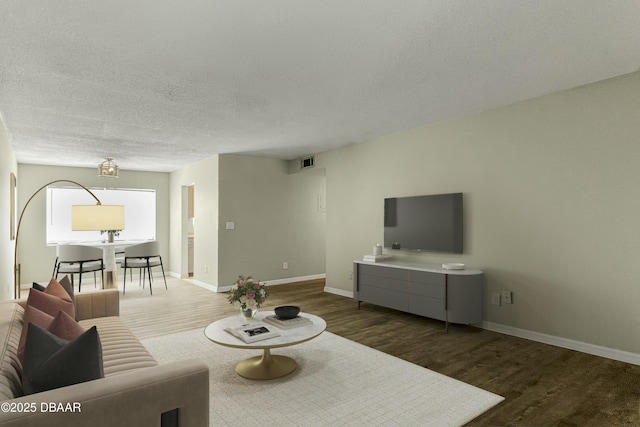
<box><xmin>120</xmin><ymin>277</ymin><xmax>640</xmax><ymax>426</ymax></box>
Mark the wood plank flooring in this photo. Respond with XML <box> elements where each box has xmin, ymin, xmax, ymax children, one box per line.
<box><xmin>119</xmin><ymin>277</ymin><xmax>640</xmax><ymax>426</ymax></box>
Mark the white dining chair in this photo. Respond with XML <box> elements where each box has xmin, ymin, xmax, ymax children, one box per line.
<box><xmin>121</xmin><ymin>241</ymin><xmax>167</xmax><ymax>295</ymax></box>
<box><xmin>54</xmin><ymin>244</ymin><xmax>105</xmax><ymax>292</ymax></box>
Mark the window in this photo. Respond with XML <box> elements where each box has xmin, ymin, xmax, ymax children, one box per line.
<box><xmin>46</xmin><ymin>186</ymin><xmax>156</xmax><ymax>244</ymax></box>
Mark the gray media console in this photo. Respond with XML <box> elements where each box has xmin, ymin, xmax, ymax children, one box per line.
<box><xmin>353</xmin><ymin>260</ymin><xmax>484</xmax><ymax>330</ymax></box>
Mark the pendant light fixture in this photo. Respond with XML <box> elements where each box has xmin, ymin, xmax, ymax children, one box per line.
<box><xmin>98</xmin><ymin>157</ymin><xmax>119</xmax><ymax>178</ymax></box>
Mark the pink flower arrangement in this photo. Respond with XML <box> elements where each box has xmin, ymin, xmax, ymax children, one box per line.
<box><xmin>227</xmin><ymin>276</ymin><xmax>269</xmax><ymax>310</ymax></box>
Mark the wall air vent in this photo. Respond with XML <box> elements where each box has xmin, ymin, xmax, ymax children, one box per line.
<box><xmin>301</xmin><ymin>156</ymin><xmax>315</xmax><ymax>169</ymax></box>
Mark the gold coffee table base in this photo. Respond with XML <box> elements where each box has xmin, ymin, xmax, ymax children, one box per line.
<box><xmin>236</xmin><ymin>348</ymin><xmax>297</xmax><ymax>380</ymax></box>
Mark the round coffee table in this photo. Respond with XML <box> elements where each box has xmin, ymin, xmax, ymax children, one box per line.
<box><xmin>204</xmin><ymin>311</ymin><xmax>326</xmax><ymax>380</ymax></box>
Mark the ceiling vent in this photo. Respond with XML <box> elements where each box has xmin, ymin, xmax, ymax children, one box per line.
<box><xmin>301</xmin><ymin>156</ymin><xmax>315</xmax><ymax>169</ymax></box>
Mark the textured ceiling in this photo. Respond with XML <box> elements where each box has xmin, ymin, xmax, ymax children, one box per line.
<box><xmin>1</xmin><ymin>1</ymin><xmax>639</xmax><ymax>172</ymax></box>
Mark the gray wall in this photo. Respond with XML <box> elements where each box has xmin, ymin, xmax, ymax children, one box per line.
<box><xmin>318</xmin><ymin>71</ymin><xmax>640</xmax><ymax>354</ymax></box>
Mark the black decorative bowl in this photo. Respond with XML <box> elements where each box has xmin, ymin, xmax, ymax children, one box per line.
<box><xmin>275</xmin><ymin>305</ymin><xmax>300</xmax><ymax>319</ymax></box>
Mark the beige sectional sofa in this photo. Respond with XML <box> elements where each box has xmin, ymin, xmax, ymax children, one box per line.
<box><xmin>0</xmin><ymin>289</ymin><xmax>209</xmax><ymax>426</ymax></box>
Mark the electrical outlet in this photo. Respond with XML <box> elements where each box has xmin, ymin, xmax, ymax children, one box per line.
<box><xmin>347</xmin><ymin>271</ymin><xmax>353</xmax><ymax>280</ymax></box>
<box><xmin>491</xmin><ymin>293</ymin><xmax>501</xmax><ymax>306</ymax></box>
<box><xmin>282</xmin><ymin>262</ymin><xmax>288</xmax><ymax>270</ymax></box>
<box><xmin>204</xmin><ymin>265</ymin><xmax>208</xmax><ymax>273</ymax></box>
<box><xmin>502</xmin><ymin>290</ymin><xmax>513</xmax><ymax>304</ymax></box>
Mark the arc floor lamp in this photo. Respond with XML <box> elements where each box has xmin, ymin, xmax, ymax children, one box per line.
<box><xmin>13</xmin><ymin>179</ymin><xmax>125</xmax><ymax>299</ymax></box>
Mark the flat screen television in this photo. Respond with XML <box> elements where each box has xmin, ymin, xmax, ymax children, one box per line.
<box><xmin>384</xmin><ymin>192</ymin><xmax>463</xmax><ymax>253</ymax></box>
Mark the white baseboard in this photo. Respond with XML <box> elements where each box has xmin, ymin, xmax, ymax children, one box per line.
<box><xmin>262</xmin><ymin>274</ymin><xmax>326</xmax><ymax>287</ymax></box>
<box><xmin>483</xmin><ymin>321</ymin><xmax>640</xmax><ymax>366</ymax></box>
<box><xmin>191</xmin><ymin>280</ymin><xmax>219</xmax><ymax>292</ymax></box>
<box><xmin>324</xmin><ymin>287</ymin><xmax>353</xmax><ymax>298</ymax></box>
<box><xmin>310</xmin><ymin>286</ymin><xmax>640</xmax><ymax>366</ymax></box>
<box><xmin>185</xmin><ymin>274</ymin><xmax>327</xmax><ymax>294</ymax></box>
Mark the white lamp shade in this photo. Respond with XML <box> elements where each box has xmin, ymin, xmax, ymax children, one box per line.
<box><xmin>72</xmin><ymin>205</ymin><xmax>125</xmax><ymax>231</ymax></box>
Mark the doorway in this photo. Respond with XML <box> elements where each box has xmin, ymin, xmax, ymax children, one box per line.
<box><xmin>181</xmin><ymin>184</ymin><xmax>195</xmax><ymax>279</ymax></box>
<box><xmin>187</xmin><ymin>184</ymin><xmax>194</xmax><ymax>277</ymax></box>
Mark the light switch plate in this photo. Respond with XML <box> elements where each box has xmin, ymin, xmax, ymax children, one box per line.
<box><xmin>491</xmin><ymin>293</ymin><xmax>501</xmax><ymax>306</ymax></box>
<box><xmin>502</xmin><ymin>290</ymin><xmax>513</xmax><ymax>304</ymax></box>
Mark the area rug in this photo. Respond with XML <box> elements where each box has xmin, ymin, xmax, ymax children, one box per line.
<box><xmin>141</xmin><ymin>329</ymin><xmax>504</xmax><ymax>426</ymax></box>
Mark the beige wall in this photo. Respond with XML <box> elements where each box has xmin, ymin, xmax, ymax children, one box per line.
<box><xmin>218</xmin><ymin>154</ymin><xmax>326</xmax><ymax>286</ymax></box>
<box><xmin>15</xmin><ymin>164</ymin><xmax>170</xmax><ymax>286</ymax></box>
<box><xmin>169</xmin><ymin>154</ymin><xmax>326</xmax><ymax>289</ymax></box>
<box><xmin>0</xmin><ymin>119</ymin><xmax>18</xmax><ymax>300</ymax></box>
<box><xmin>318</xmin><ymin>71</ymin><xmax>640</xmax><ymax>354</ymax></box>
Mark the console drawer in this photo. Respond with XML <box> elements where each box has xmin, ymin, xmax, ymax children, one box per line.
<box><xmin>408</xmin><ymin>295</ymin><xmax>446</xmax><ymax>321</ymax></box>
<box><xmin>359</xmin><ymin>264</ymin><xmax>407</xmax><ymax>281</ymax></box>
<box><xmin>408</xmin><ymin>282</ymin><xmax>445</xmax><ymax>299</ymax></box>
<box><xmin>409</xmin><ymin>270</ymin><xmax>445</xmax><ymax>286</ymax></box>
<box><xmin>358</xmin><ymin>286</ymin><xmax>408</xmax><ymax>312</ymax></box>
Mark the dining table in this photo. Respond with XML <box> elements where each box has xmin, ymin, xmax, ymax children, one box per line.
<box><xmin>79</xmin><ymin>240</ymin><xmax>149</xmax><ymax>289</ymax></box>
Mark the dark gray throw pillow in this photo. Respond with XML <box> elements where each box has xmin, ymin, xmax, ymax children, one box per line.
<box><xmin>32</xmin><ymin>282</ymin><xmax>45</xmax><ymax>292</ymax></box>
<box><xmin>22</xmin><ymin>323</ymin><xmax>104</xmax><ymax>395</ymax></box>
<box><xmin>57</xmin><ymin>275</ymin><xmax>76</xmax><ymax>310</ymax></box>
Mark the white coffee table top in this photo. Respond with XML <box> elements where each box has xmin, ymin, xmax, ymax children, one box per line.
<box><xmin>204</xmin><ymin>311</ymin><xmax>326</xmax><ymax>349</ymax></box>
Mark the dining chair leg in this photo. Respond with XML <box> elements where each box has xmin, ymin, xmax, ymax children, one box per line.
<box><xmin>159</xmin><ymin>258</ymin><xmax>168</xmax><ymax>290</ymax></box>
<box><xmin>52</xmin><ymin>257</ymin><xmax>59</xmax><ymax>278</ymax></box>
<box><xmin>146</xmin><ymin>259</ymin><xmax>153</xmax><ymax>295</ymax></box>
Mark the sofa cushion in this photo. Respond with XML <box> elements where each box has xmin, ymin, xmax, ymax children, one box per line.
<box><xmin>79</xmin><ymin>316</ymin><xmax>157</xmax><ymax>376</ymax></box>
<box><xmin>22</xmin><ymin>324</ymin><xmax>104</xmax><ymax>395</ymax></box>
<box><xmin>0</xmin><ymin>303</ymin><xmax>25</xmax><ymax>400</ymax></box>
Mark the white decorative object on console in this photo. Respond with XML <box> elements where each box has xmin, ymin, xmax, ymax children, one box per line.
<box><xmin>442</xmin><ymin>263</ymin><xmax>465</xmax><ymax>270</ymax></box>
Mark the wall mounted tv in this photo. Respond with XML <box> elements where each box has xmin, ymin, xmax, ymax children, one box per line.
<box><xmin>384</xmin><ymin>192</ymin><xmax>463</xmax><ymax>253</ymax></box>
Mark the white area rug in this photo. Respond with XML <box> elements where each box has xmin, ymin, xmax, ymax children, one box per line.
<box><xmin>141</xmin><ymin>329</ymin><xmax>503</xmax><ymax>426</ymax></box>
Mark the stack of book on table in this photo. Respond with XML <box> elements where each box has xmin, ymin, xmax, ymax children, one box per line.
<box><xmin>224</xmin><ymin>322</ymin><xmax>280</xmax><ymax>343</ymax></box>
<box><xmin>264</xmin><ymin>315</ymin><xmax>312</xmax><ymax>330</ymax></box>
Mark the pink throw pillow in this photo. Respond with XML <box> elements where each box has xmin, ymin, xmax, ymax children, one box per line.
<box><xmin>44</xmin><ymin>278</ymin><xmax>73</xmax><ymax>303</ymax></box>
<box><xmin>47</xmin><ymin>311</ymin><xmax>85</xmax><ymax>341</ymax></box>
<box><xmin>26</xmin><ymin>288</ymin><xmax>75</xmax><ymax>319</ymax></box>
